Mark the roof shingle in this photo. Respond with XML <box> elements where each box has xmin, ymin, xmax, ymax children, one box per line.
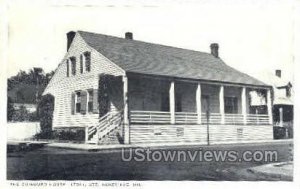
<box><xmin>78</xmin><ymin>31</ymin><xmax>268</xmax><ymax>87</ymax></box>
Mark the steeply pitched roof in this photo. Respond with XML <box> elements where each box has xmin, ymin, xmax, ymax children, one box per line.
<box><xmin>78</xmin><ymin>31</ymin><xmax>268</xmax><ymax>87</ymax></box>
<box><xmin>252</xmin><ymin>71</ymin><xmax>292</xmax><ymax>88</ymax></box>
<box><xmin>251</xmin><ymin>71</ymin><xmax>293</xmax><ymax>105</ymax></box>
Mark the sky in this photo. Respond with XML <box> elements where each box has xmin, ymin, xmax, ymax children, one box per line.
<box><xmin>6</xmin><ymin>0</ymin><xmax>296</xmax><ymax>82</ymax></box>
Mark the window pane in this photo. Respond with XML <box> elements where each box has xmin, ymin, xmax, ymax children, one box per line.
<box><xmin>88</xmin><ymin>102</ymin><xmax>93</xmax><ymax>112</ymax></box>
<box><xmin>70</xmin><ymin>57</ymin><xmax>76</xmax><ymax>75</ymax></box>
<box><xmin>88</xmin><ymin>90</ymin><xmax>93</xmax><ymax>112</ymax></box>
<box><xmin>76</xmin><ymin>103</ymin><xmax>81</xmax><ymax>113</ymax></box>
<box><xmin>88</xmin><ymin>90</ymin><xmax>93</xmax><ymax>101</ymax></box>
<box><xmin>76</xmin><ymin>92</ymin><xmax>81</xmax><ymax>103</ymax></box>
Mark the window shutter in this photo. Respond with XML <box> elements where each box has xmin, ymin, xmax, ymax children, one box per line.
<box><xmin>84</xmin><ymin>52</ymin><xmax>91</xmax><ymax>72</ymax></box>
<box><xmin>66</xmin><ymin>60</ymin><xmax>69</xmax><ymax>77</ymax></box>
<box><xmin>80</xmin><ymin>91</ymin><xmax>87</xmax><ymax>114</ymax></box>
<box><xmin>71</xmin><ymin>92</ymin><xmax>75</xmax><ymax>115</ymax></box>
<box><xmin>93</xmin><ymin>89</ymin><xmax>99</xmax><ymax>114</ymax></box>
<box><xmin>80</xmin><ymin>55</ymin><xmax>83</xmax><ymax>74</ymax></box>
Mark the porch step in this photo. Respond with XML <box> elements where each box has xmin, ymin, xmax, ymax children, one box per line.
<box><xmin>98</xmin><ymin>125</ymin><xmax>123</xmax><ymax>145</ymax></box>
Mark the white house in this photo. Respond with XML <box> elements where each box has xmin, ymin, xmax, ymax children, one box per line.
<box><xmin>43</xmin><ymin>31</ymin><xmax>273</xmax><ymax>145</ymax></box>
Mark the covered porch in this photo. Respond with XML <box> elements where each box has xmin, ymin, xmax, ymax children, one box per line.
<box><xmin>124</xmin><ymin>74</ymin><xmax>272</xmax><ymax>126</ymax></box>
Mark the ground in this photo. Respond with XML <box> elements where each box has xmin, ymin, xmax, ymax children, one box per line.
<box><xmin>7</xmin><ymin>141</ymin><xmax>292</xmax><ymax>180</ymax></box>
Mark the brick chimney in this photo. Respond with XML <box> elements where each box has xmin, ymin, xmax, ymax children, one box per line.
<box><xmin>67</xmin><ymin>31</ymin><xmax>76</xmax><ymax>51</ymax></box>
<box><xmin>125</xmin><ymin>32</ymin><xmax>133</xmax><ymax>40</ymax></box>
<box><xmin>210</xmin><ymin>43</ymin><xmax>219</xmax><ymax>58</ymax></box>
<box><xmin>275</xmin><ymin>70</ymin><xmax>281</xmax><ymax>78</ymax></box>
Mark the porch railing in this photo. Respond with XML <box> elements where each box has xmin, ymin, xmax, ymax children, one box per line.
<box><xmin>130</xmin><ymin>110</ymin><xmax>171</xmax><ymax>123</ymax></box>
<box><xmin>175</xmin><ymin>112</ymin><xmax>198</xmax><ymax>124</ymax></box>
<box><xmin>224</xmin><ymin>114</ymin><xmax>244</xmax><ymax>125</ymax></box>
<box><xmin>201</xmin><ymin>113</ymin><xmax>222</xmax><ymax>124</ymax></box>
<box><xmin>246</xmin><ymin>114</ymin><xmax>269</xmax><ymax>125</ymax></box>
<box><xmin>130</xmin><ymin>111</ymin><xmax>269</xmax><ymax>125</ymax></box>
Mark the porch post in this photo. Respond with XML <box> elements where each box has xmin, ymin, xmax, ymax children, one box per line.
<box><xmin>196</xmin><ymin>83</ymin><xmax>202</xmax><ymax>124</ymax></box>
<box><xmin>241</xmin><ymin>87</ymin><xmax>247</xmax><ymax>125</ymax></box>
<box><xmin>219</xmin><ymin>85</ymin><xmax>225</xmax><ymax>124</ymax></box>
<box><xmin>267</xmin><ymin>89</ymin><xmax>273</xmax><ymax>125</ymax></box>
<box><xmin>169</xmin><ymin>81</ymin><xmax>175</xmax><ymax>124</ymax></box>
<box><xmin>123</xmin><ymin>75</ymin><xmax>130</xmax><ymax>144</ymax></box>
<box><xmin>279</xmin><ymin>107</ymin><xmax>283</xmax><ymax>127</ymax></box>
<box><xmin>85</xmin><ymin>127</ymin><xmax>89</xmax><ymax>142</ymax></box>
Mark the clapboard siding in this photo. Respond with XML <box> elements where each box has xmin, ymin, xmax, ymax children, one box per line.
<box><xmin>130</xmin><ymin>124</ymin><xmax>273</xmax><ymax>144</ymax></box>
<box><xmin>224</xmin><ymin>86</ymin><xmax>242</xmax><ymax>113</ymax></box>
<box><xmin>176</xmin><ymin>82</ymin><xmax>197</xmax><ymax>112</ymax></box>
<box><xmin>130</xmin><ymin>124</ymin><xmax>207</xmax><ymax>144</ymax></box>
<box><xmin>201</xmin><ymin>84</ymin><xmax>220</xmax><ymax>113</ymax></box>
<box><xmin>43</xmin><ymin>32</ymin><xmax>125</xmax><ymax>129</ymax></box>
<box><xmin>209</xmin><ymin>125</ymin><xmax>273</xmax><ymax>144</ymax></box>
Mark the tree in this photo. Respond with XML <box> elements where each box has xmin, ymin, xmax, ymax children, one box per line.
<box><xmin>7</xmin><ymin>97</ymin><xmax>14</xmax><ymax>121</ymax></box>
<box><xmin>8</xmin><ymin>68</ymin><xmax>54</xmax><ymax>103</ymax></box>
<box><xmin>12</xmin><ymin>105</ymin><xmax>30</xmax><ymax>122</ymax></box>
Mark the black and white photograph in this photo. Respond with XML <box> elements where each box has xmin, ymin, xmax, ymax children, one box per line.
<box><xmin>0</xmin><ymin>0</ymin><xmax>299</xmax><ymax>188</ymax></box>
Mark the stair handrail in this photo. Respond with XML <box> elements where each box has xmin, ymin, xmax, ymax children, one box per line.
<box><xmin>97</xmin><ymin>110</ymin><xmax>124</xmax><ymax>139</ymax></box>
<box><xmin>87</xmin><ymin>109</ymin><xmax>124</xmax><ymax>141</ymax></box>
<box><xmin>87</xmin><ymin>112</ymin><xmax>110</xmax><ymax>137</ymax></box>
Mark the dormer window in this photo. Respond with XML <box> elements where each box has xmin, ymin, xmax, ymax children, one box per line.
<box><xmin>84</xmin><ymin>52</ymin><xmax>91</xmax><ymax>72</ymax></box>
<box><xmin>70</xmin><ymin>56</ymin><xmax>76</xmax><ymax>75</ymax></box>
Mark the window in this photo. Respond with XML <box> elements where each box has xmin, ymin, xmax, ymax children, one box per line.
<box><xmin>88</xmin><ymin>90</ymin><xmax>93</xmax><ymax>113</ymax></box>
<box><xmin>66</xmin><ymin>60</ymin><xmax>69</xmax><ymax>77</ymax></box>
<box><xmin>84</xmin><ymin>52</ymin><xmax>91</xmax><ymax>72</ymax></box>
<box><xmin>224</xmin><ymin>97</ymin><xmax>238</xmax><ymax>113</ymax></box>
<box><xmin>80</xmin><ymin>55</ymin><xmax>83</xmax><ymax>74</ymax></box>
<box><xmin>70</xmin><ymin>57</ymin><xmax>76</xmax><ymax>75</ymax></box>
<box><xmin>75</xmin><ymin>91</ymin><xmax>81</xmax><ymax>113</ymax></box>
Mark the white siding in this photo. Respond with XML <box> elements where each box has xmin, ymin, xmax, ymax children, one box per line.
<box><xmin>43</xmin><ymin>33</ymin><xmax>125</xmax><ymax>129</ymax></box>
<box><xmin>130</xmin><ymin>124</ymin><xmax>273</xmax><ymax>144</ymax></box>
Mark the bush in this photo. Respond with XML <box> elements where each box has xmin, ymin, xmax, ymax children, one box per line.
<box><xmin>54</xmin><ymin>129</ymin><xmax>85</xmax><ymax>141</ymax></box>
<box><xmin>38</xmin><ymin>94</ymin><xmax>54</xmax><ymax>135</ymax></box>
<box><xmin>34</xmin><ymin>129</ymin><xmax>85</xmax><ymax>142</ymax></box>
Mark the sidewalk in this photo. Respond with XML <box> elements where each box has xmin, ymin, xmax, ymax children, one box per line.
<box><xmin>247</xmin><ymin>161</ymin><xmax>293</xmax><ymax>181</ymax></box>
<box><xmin>44</xmin><ymin>138</ymin><xmax>293</xmax><ymax>152</ymax></box>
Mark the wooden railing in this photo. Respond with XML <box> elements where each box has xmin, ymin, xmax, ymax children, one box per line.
<box><xmin>130</xmin><ymin>111</ymin><xmax>171</xmax><ymax>123</ymax></box>
<box><xmin>201</xmin><ymin>113</ymin><xmax>222</xmax><ymax>124</ymax></box>
<box><xmin>246</xmin><ymin>114</ymin><xmax>269</xmax><ymax>125</ymax></box>
<box><xmin>87</xmin><ymin>110</ymin><xmax>123</xmax><ymax>141</ymax></box>
<box><xmin>224</xmin><ymin>114</ymin><xmax>244</xmax><ymax>125</ymax></box>
<box><xmin>97</xmin><ymin>111</ymin><xmax>123</xmax><ymax>140</ymax></box>
<box><xmin>175</xmin><ymin>112</ymin><xmax>198</xmax><ymax>124</ymax></box>
<box><xmin>87</xmin><ymin>113</ymin><xmax>110</xmax><ymax>139</ymax></box>
<box><xmin>130</xmin><ymin>111</ymin><xmax>270</xmax><ymax>125</ymax></box>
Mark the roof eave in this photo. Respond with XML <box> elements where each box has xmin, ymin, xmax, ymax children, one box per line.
<box><xmin>126</xmin><ymin>71</ymin><xmax>272</xmax><ymax>89</ymax></box>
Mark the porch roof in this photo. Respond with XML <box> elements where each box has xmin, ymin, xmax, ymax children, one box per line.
<box><xmin>79</xmin><ymin>31</ymin><xmax>269</xmax><ymax>87</ymax></box>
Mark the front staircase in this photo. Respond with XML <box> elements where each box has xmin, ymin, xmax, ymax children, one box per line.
<box><xmin>86</xmin><ymin>111</ymin><xmax>124</xmax><ymax>144</ymax></box>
